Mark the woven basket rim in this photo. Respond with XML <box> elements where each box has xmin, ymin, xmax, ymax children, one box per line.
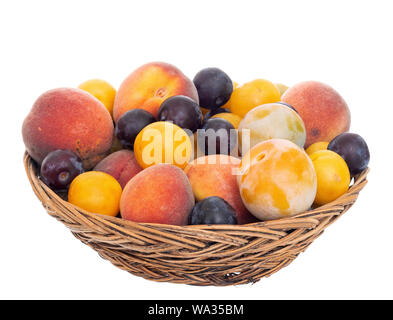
<box><xmin>24</xmin><ymin>151</ymin><xmax>369</xmax><ymax>230</ymax></box>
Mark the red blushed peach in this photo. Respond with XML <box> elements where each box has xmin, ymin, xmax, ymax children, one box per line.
<box><xmin>184</xmin><ymin>155</ymin><xmax>258</xmax><ymax>224</ymax></box>
<box><xmin>22</xmin><ymin>88</ymin><xmax>114</xmax><ymax>169</ymax></box>
<box><xmin>282</xmin><ymin>81</ymin><xmax>350</xmax><ymax>147</ymax></box>
<box><xmin>93</xmin><ymin>150</ymin><xmax>142</xmax><ymax>189</ymax></box>
<box><xmin>113</xmin><ymin>62</ymin><xmax>199</xmax><ymax>121</ymax></box>
<box><xmin>120</xmin><ymin>164</ymin><xmax>194</xmax><ymax>225</ymax></box>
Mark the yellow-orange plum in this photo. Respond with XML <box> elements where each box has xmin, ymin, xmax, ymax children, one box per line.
<box><xmin>229</xmin><ymin>79</ymin><xmax>280</xmax><ymax>117</ymax></box>
<box><xmin>305</xmin><ymin>141</ymin><xmax>329</xmax><ymax>156</ymax></box>
<box><xmin>78</xmin><ymin>79</ymin><xmax>116</xmax><ymax>117</ymax></box>
<box><xmin>212</xmin><ymin>113</ymin><xmax>243</xmax><ymax>129</ymax></box>
<box><xmin>238</xmin><ymin>139</ymin><xmax>317</xmax><ymax>220</ymax></box>
<box><xmin>134</xmin><ymin>121</ymin><xmax>192</xmax><ymax>169</ymax></box>
<box><xmin>310</xmin><ymin>150</ymin><xmax>350</xmax><ymax>205</ymax></box>
<box><xmin>68</xmin><ymin>171</ymin><xmax>122</xmax><ymax>217</ymax></box>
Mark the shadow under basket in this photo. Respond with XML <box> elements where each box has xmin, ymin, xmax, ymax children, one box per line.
<box><xmin>24</xmin><ymin>152</ymin><xmax>369</xmax><ymax>286</ymax></box>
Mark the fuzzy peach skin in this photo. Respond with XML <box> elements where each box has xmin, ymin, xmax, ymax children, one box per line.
<box><xmin>113</xmin><ymin>62</ymin><xmax>199</xmax><ymax>121</ymax></box>
<box><xmin>184</xmin><ymin>155</ymin><xmax>257</xmax><ymax>224</ymax></box>
<box><xmin>22</xmin><ymin>88</ymin><xmax>114</xmax><ymax>169</ymax></box>
<box><xmin>282</xmin><ymin>81</ymin><xmax>350</xmax><ymax>147</ymax></box>
<box><xmin>120</xmin><ymin>164</ymin><xmax>194</xmax><ymax>225</ymax></box>
<box><xmin>94</xmin><ymin>150</ymin><xmax>142</xmax><ymax>189</ymax></box>
<box><xmin>238</xmin><ymin>139</ymin><xmax>317</xmax><ymax>220</ymax></box>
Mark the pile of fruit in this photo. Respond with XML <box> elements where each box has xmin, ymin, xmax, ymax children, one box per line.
<box><xmin>22</xmin><ymin>62</ymin><xmax>370</xmax><ymax>225</ymax></box>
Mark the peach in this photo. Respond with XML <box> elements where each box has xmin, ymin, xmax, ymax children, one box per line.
<box><xmin>113</xmin><ymin>62</ymin><xmax>199</xmax><ymax>121</ymax></box>
<box><xmin>184</xmin><ymin>155</ymin><xmax>257</xmax><ymax>224</ymax></box>
<box><xmin>93</xmin><ymin>150</ymin><xmax>142</xmax><ymax>189</ymax></box>
<box><xmin>120</xmin><ymin>164</ymin><xmax>194</xmax><ymax>225</ymax></box>
<box><xmin>238</xmin><ymin>139</ymin><xmax>317</xmax><ymax>220</ymax></box>
<box><xmin>22</xmin><ymin>88</ymin><xmax>114</xmax><ymax>169</ymax></box>
<box><xmin>282</xmin><ymin>81</ymin><xmax>350</xmax><ymax>147</ymax></box>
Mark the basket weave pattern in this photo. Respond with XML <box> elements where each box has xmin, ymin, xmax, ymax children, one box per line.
<box><xmin>24</xmin><ymin>152</ymin><xmax>368</xmax><ymax>286</ymax></box>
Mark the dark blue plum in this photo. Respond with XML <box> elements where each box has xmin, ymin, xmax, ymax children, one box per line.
<box><xmin>158</xmin><ymin>95</ymin><xmax>202</xmax><ymax>133</ymax></box>
<box><xmin>193</xmin><ymin>68</ymin><xmax>233</xmax><ymax>110</ymax></box>
<box><xmin>277</xmin><ymin>101</ymin><xmax>298</xmax><ymax>113</ymax></box>
<box><xmin>328</xmin><ymin>133</ymin><xmax>370</xmax><ymax>176</ymax></box>
<box><xmin>197</xmin><ymin>118</ymin><xmax>237</xmax><ymax>155</ymax></box>
<box><xmin>203</xmin><ymin>107</ymin><xmax>230</xmax><ymax>124</ymax></box>
<box><xmin>40</xmin><ymin>149</ymin><xmax>84</xmax><ymax>191</ymax></box>
<box><xmin>189</xmin><ymin>197</ymin><xmax>237</xmax><ymax>225</ymax></box>
<box><xmin>115</xmin><ymin>109</ymin><xmax>155</xmax><ymax>149</ymax></box>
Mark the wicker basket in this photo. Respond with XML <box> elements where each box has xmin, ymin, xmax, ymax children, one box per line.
<box><xmin>24</xmin><ymin>152</ymin><xmax>369</xmax><ymax>286</ymax></box>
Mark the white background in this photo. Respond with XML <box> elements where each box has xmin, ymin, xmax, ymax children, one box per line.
<box><xmin>1</xmin><ymin>0</ymin><xmax>392</xmax><ymax>299</ymax></box>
